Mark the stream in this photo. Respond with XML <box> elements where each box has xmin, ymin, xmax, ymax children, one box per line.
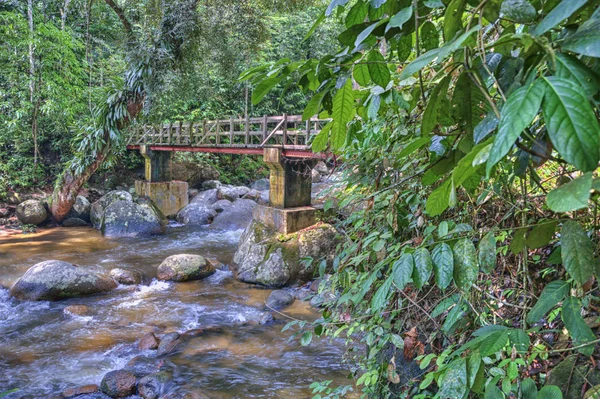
<box><xmin>0</xmin><ymin>225</ymin><xmax>352</xmax><ymax>398</ymax></box>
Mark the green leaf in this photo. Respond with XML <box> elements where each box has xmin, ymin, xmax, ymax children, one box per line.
<box><xmin>453</xmin><ymin>239</ymin><xmax>478</xmax><ymax>290</ymax></box>
<box><xmin>443</xmin><ymin>0</ymin><xmax>467</xmax><ymax>41</ymax></box>
<box><xmin>433</xmin><ymin>243</ymin><xmax>454</xmax><ymax>290</ymax></box>
<box><xmin>541</xmin><ymin>76</ymin><xmax>600</xmax><ymax>172</ymax></box>
<box><xmin>508</xmin><ymin>328</ymin><xmax>530</xmax><ymax>354</ymax></box>
<box><xmin>398</xmin><ymin>136</ymin><xmax>429</xmax><ymax>158</ymax></box>
<box><xmin>413</xmin><ymin>247</ymin><xmax>433</xmax><ymax>289</ymax></box>
<box><xmin>562</xmin><ymin>296</ymin><xmax>596</xmax><ymax>356</ymax></box>
<box><xmin>399</xmin><ymin>48</ymin><xmax>440</xmax><ymax>80</ymax></box>
<box><xmin>252</xmin><ymin>77</ymin><xmax>281</xmax><ymax>105</ymax></box>
<box><xmin>393</xmin><ymin>253</ymin><xmax>414</xmax><ymax>290</ymax></box>
<box><xmin>303</xmin><ymin>91</ymin><xmax>327</xmax><ymax>120</ymax></box>
<box><xmin>485</xmin><ymin>385</ymin><xmax>505</xmax><ymax>399</ymax></box>
<box><xmin>480</xmin><ymin>330</ymin><xmax>509</xmax><ymax>356</ymax></box>
<box><xmin>355</xmin><ymin>19</ymin><xmax>387</xmax><ymax>47</ymax></box>
<box><xmin>509</xmin><ymin>227</ymin><xmax>527</xmax><ymax>255</ymax></box>
<box><xmin>346</xmin><ymin>1</ymin><xmax>369</xmax><ymax>27</ymax></box>
<box><xmin>439</xmin><ymin>358</ymin><xmax>468</xmax><ymax>398</ymax></box>
<box><xmin>486</xmin><ymin>80</ymin><xmax>545</xmax><ymax>176</ymax></box>
<box><xmin>478</xmin><ymin>232</ymin><xmax>496</xmax><ymax>273</ymax></box>
<box><xmin>561</xmin><ymin>221</ymin><xmax>595</xmax><ymax>285</ymax></box>
<box><xmin>521</xmin><ymin>378</ymin><xmax>538</xmax><ymax>399</ymax></box>
<box><xmin>527</xmin><ymin>280</ymin><xmax>569</xmax><ymax>324</ymax></box>
<box><xmin>546</xmin><ymin>173</ymin><xmax>593</xmax><ymax>213</ymax></box>
<box><xmin>421</xmin><ymin>21</ymin><xmax>439</xmax><ymax>52</ymax></box>
<box><xmin>331</xmin><ymin>80</ymin><xmax>355</xmax><ymax>150</ymax></box>
<box><xmin>555</xmin><ymin>53</ymin><xmax>600</xmax><ymax>98</ymax></box>
<box><xmin>372</xmin><ymin>275</ymin><xmax>393</xmax><ymax>310</ymax></box>
<box><xmin>354</xmin><ymin>62</ymin><xmax>371</xmax><ymax>86</ymax></box>
<box><xmin>526</xmin><ymin>220</ymin><xmax>557</xmax><ymax>249</ymax></box>
<box><xmin>397</xmin><ymin>34</ymin><xmax>413</xmax><ymax>62</ymax></box>
<box><xmin>536</xmin><ymin>386</ymin><xmax>563</xmax><ymax>399</ymax></box>
<box><xmin>474</xmin><ymin>113</ymin><xmax>499</xmax><ymax>144</ymax></box>
<box><xmin>562</xmin><ymin>12</ymin><xmax>600</xmax><ymax>58</ymax></box>
<box><xmin>388</xmin><ymin>7</ymin><xmax>412</xmax><ymax>30</ymax></box>
<box><xmin>426</xmin><ymin>179</ymin><xmax>452</xmax><ymax>216</ymax></box>
<box><xmin>500</xmin><ymin>0</ymin><xmax>537</xmax><ymax>23</ymax></box>
<box><xmin>532</xmin><ymin>0</ymin><xmax>587</xmax><ymax>35</ymax></box>
<box><xmin>422</xmin><ymin>75</ymin><xmax>451</xmax><ymax>136</ymax></box>
<box><xmin>300</xmin><ymin>331</ymin><xmax>313</xmax><ymax>346</ymax></box>
<box><xmin>311</xmin><ymin>122</ymin><xmax>332</xmax><ymax>153</ymax></box>
<box><xmin>326</xmin><ymin>0</ymin><xmax>350</xmax><ymax>16</ymax></box>
<box><xmin>451</xmin><ymin>71</ymin><xmax>487</xmax><ymax>139</ymax></box>
<box><xmin>367</xmin><ymin>50</ymin><xmax>390</xmax><ymax>87</ymax></box>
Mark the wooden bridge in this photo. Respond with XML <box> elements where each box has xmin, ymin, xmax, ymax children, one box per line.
<box><xmin>127</xmin><ymin>114</ymin><xmax>328</xmax><ymax>159</ymax></box>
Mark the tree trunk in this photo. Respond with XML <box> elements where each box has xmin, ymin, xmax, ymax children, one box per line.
<box><xmin>60</xmin><ymin>0</ymin><xmax>71</xmax><ymax>30</ymax></box>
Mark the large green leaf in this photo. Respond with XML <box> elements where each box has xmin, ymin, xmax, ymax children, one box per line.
<box><xmin>541</xmin><ymin>77</ymin><xmax>600</xmax><ymax>172</ymax></box>
<box><xmin>508</xmin><ymin>328</ymin><xmax>530</xmax><ymax>354</ymax></box>
<box><xmin>413</xmin><ymin>247</ymin><xmax>433</xmax><ymax>289</ymax></box>
<box><xmin>397</xmin><ymin>34</ymin><xmax>413</xmax><ymax>62</ymax></box>
<box><xmin>432</xmin><ymin>243</ymin><xmax>454</xmax><ymax>290</ymax></box>
<box><xmin>422</xmin><ymin>75</ymin><xmax>451</xmax><ymax>136</ymax></box>
<box><xmin>311</xmin><ymin>122</ymin><xmax>332</xmax><ymax>152</ymax></box>
<box><xmin>484</xmin><ymin>385</ymin><xmax>505</xmax><ymax>399</ymax></box>
<box><xmin>526</xmin><ymin>220</ymin><xmax>557</xmax><ymax>249</ymax></box>
<box><xmin>527</xmin><ymin>280</ymin><xmax>569</xmax><ymax>324</ymax></box>
<box><xmin>536</xmin><ymin>386</ymin><xmax>563</xmax><ymax>399</ymax></box>
<box><xmin>421</xmin><ymin>21</ymin><xmax>439</xmax><ymax>52</ymax></box>
<box><xmin>355</xmin><ymin>19</ymin><xmax>388</xmax><ymax>47</ymax></box>
<box><xmin>546</xmin><ymin>173</ymin><xmax>593</xmax><ymax>213</ymax></box>
<box><xmin>562</xmin><ymin>296</ymin><xmax>596</xmax><ymax>356</ymax></box>
<box><xmin>252</xmin><ymin>77</ymin><xmax>281</xmax><ymax>105</ymax></box>
<box><xmin>326</xmin><ymin>0</ymin><xmax>350</xmax><ymax>16</ymax></box>
<box><xmin>532</xmin><ymin>0</ymin><xmax>588</xmax><ymax>36</ymax></box>
<box><xmin>346</xmin><ymin>1</ymin><xmax>368</xmax><ymax>27</ymax></box>
<box><xmin>500</xmin><ymin>0</ymin><xmax>537</xmax><ymax>23</ymax></box>
<box><xmin>443</xmin><ymin>0</ymin><xmax>467</xmax><ymax>40</ymax></box>
<box><xmin>353</xmin><ymin>62</ymin><xmax>371</xmax><ymax>87</ymax></box>
<box><xmin>367</xmin><ymin>50</ymin><xmax>390</xmax><ymax>87</ymax></box>
<box><xmin>453</xmin><ymin>239</ymin><xmax>478</xmax><ymax>290</ymax></box>
<box><xmin>521</xmin><ymin>378</ymin><xmax>538</xmax><ymax>399</ymax></box>
<box><xmin>388</xmin><ymin>6</ymin><xmax>412</xmax><ymax>30</ymax></box>
<box><xmin>439</xmin><ymin>358</ymin><xmax>468</xmax><ymax>398</ymax></box>
<box><xmin>371</xmin><ymin>275</ymin><xmax>393</xmax><ymax>311</ymax></box>
<box><xmin>331</xmin><ymin>79</ymin><xmax>355</xmax><ymax>150</ymax></box>
<box><xmin>451</xmin><ymin>71</ymin><xmax>487</xmax><ymax>139</ymax></box>
<box><xmin>561</xmin><ymin>221</ymin><xmax>595</xmax><ymax>285</ymax></box>
<box><xmin>480</xmin><ymin>330</ymin><xmax>509</xmax><ymax>356</ymax></box>
<box><xmin>303</xmin><ymin>91</ymin><xmax>327</xmax><ymax>120</ymax></box>
<box><xmin>393</xmin><ymin>253</ymin><xmax>414</xmax><ymax>290</ymax></box>
<box><xmin>555</xmin><ymin>53</ymin><xmax>600</xmax><ymax>97</ymax></box>
<box><xmin>486</xmin><ymin>80</ymin><xmax>545</xmax><ymax>176</ymax></box>
<box><xmin>562</xmin><ymin>11</ymin><xmax>600</xmax><ymax>58</ymax></box>
<box><xmin>478</xmin><ymin>232</ymin><xmax>496</xmax><ymax>273</ymax></box>
<box><xmin>426</xmin><ymin>179</ymin><xmax>452</xmax><ymax>216</ymax></box>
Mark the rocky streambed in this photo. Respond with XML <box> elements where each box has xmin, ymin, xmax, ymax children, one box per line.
<box><xmin>0</xmin><ymin>223</ymin><xmax>352</xmax><ymax>398</ymax></box>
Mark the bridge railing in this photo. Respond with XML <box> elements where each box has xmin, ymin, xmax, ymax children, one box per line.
<box><xmin>128</xmin><ymin>115</ymin><xmax>329</xmax><ymax>149</ymax></box>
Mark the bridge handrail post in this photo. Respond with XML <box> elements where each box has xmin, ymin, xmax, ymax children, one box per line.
<box><xmin>178</xmin><ymin>121</ymin><xmax>183</xmax><ymax>145</ymax></box>
<box><xmin>245</xmin><ymin>113</ymin><xmax>250</xmax><ymax>146</ymax></box>
<box><xmin>230</xmin><ymin>116</ymin><xmax>234</xmax><ymax>145</ymax></box>
<box><xmin>283</xmin><ymin>113</ymin><xmax>287</xmax><ymax>147</ymax></box>
<box><xmin>262</xmin><ymin>115</ymin><xmax>268</xmax><ymax>144</ymax></box>
<box><xmin>216</xmin><ymin>120</ymin><xmax>220</xmax><ymax>145</ymax></box>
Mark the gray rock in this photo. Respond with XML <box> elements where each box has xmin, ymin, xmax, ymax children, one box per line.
<box><xmin>242</xmin><ymin>189</ymin><xmax>261</xmax><ymax>201</ymax></box>
<box><xmin>234</xmin><ymin>221</ymin><xmax>339</xmax><ymax>287</ymax></box>
<box><xmin>63</xmin><ymin>217</ymin><xmax>88</xmax><ymax>227</ymax></box>
<box><xmin>138</xmin><ymin>372</ymin><xmax>173</xmax><ymax>399</ymax></box>
<box><xmin>251</xmin><ymin>178</ymin><xmax>270</xmax><ymax>191</ymax></box>
<box><xmin>138</xmin><ymin>332</ymin><xmax>160</xmax><ymax>351</ymax></box>
<box><xmin>91</xmin><ymin>191</ymin><xmax>133</xmax><ymax>229</ymax></box>
<box><xmin>209</xmin><ymin>199</ymin><xmax>256</xmax><ymax>230</ymax></box>
<box><xmin>157</xmin><ymin>332</ymin><xmax>181</xmax><ymax>356</ymax></box>
<box><xmin>67</xmin><ymin>195</ymin><xmax>91</xmax><ymax>222</ymax></box>
<box><xmin>124</xmin><ymin>356</ymin><xmax>163</xmax><ymax>378</ymax></box>
<box><xmin>101</xmin><ymin>200</ymin><xmax>166</xmax><ymax>237</ymax></box>
<box><xmin>176</xmin><ymin>203</ymin><xmax>217</xmax><ymax>225</ymax></box>
<box><xmin>210</xmin><ymin>199</ymin><xmax>232</xmax><ymax>213</ymax></box>
<box><xmin>312</xmin><ymin>169</ymin><xmax>322</xmax><ymax>183</ymax></box>
<box><xmin>217</xmin><ymin>186</ymin><xmax>250</xmax><ymax>201</ymax></box>
<box><xmin>201</xmin><ymin>180</ymin><xmax>221</xmax><ymax>190</ymax></box>
<box><xmin>157</xmin><ymin>254</ymin><xmax>215</xmax><ymax>282</ymax></box>
<box><xmin>9</xmin><ymin>260</ymin><xmax>117</xmax><ymax>301</ymax></box>
<box><xmin>314</xmin><ymin>161</ymin><xmax>329</xmax><ymax>175</ymax></box>
<box><xmin>16</xmin><ymin>199</ymin><xmax>47</xmax><ymax>225</ymax></box>
<box><xmin>110</xmin><ymin>268</ymin><xmax>141</xmax><ymax>285</ymax></box>
<box><xmin>188</xmin><ymin>189</ymin><xmax>199</xmax><ymax>199</ymax></box>
<box><xmin>258</xmin><ymin>190</ymin><xmax>270</xmax><ymax>205</ymax></box>
<box><xmin>259</xmin><ymin>312</ymin><xmax>275</xmax><ymax>325</ymax></box>
<box><xmin>100</xmin><ymin>369</ymin><xmax>136</xmax><ymax>398</ymax></box>
<box><xmin>266</xmin><ymin>290</ymin><xmax>295</xmax><ymax>310</ymax></box>
<box><xmin>68</xmin><ymin>394</ymin><xmax>112</xmax><ymax>399</ymax></box>
<box><xmin>190</xmin><ymin>189</ymin><xmax>218</xmax><ymax>207</ymax></box>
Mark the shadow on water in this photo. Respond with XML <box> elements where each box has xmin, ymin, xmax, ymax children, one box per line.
<box><xmin>0</xmin><ymin>226</ymin><xmax>354</xmax><ymax>398</ymax></box>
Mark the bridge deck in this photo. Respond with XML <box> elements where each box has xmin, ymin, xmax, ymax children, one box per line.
<box><xmin>126</xmin><ymin>115</ymin><xmax>328</xmax><ymax>158</ymax></box>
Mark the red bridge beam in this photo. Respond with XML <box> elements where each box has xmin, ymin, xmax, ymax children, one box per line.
<box><xmin>126</xmin><ymin>145</ymin><xmax>332</xmax><ymax>160</ymax></box>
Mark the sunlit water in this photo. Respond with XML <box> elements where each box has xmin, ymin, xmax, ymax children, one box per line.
<box><xmin>0</xmin><ymin>225</ymin><xmax>352</xmax><ymax>398</ymax></box>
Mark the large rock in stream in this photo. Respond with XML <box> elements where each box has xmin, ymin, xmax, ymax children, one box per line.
<box><xmin>9</xmin><ymin>260</ymin><xmax>117</xmax><ymax>301</ymax></box>
<box><xmin>91</xmin><ymin>190</ymin><xmax>132</xmax><ymax>229</ymax></box>
<box><xmin>209</xmin><ymin>199</ymin><xmax>256</xmax><ymax>230</ymax></box>
<box><xmin>157</xmin><ymin>254</ymin><xmax>215</xmax><ymax>282</ymax></box>
<box><xmin>101</xmin><ymin>198</ymin><xmax>166</xmax><ymax>237</ymax></box>
<box><xmin>66</xmin><ymin>195</ymin><xmax>91</xmax><ymax>222</ymax></box>
<box><xmin>16</xmin><ymin>199</ymin><xmax>48</xmax><ymax>225</ymax></box>
<box><xmin>233</xmin><ymin>220</ymin><xmax>340</xmax><ymax>287</ymax></box>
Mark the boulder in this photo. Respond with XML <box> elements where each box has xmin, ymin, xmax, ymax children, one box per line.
<box><xmin>66</xmin><ymin>195</ymin><xmax>91</xmax><ymax>222</ymax></box>
<box><xmin>176</xmin><ymin>203</ymin><xmax>217</xmax><ymax>226</ymax></box>
<box><xmin>209</xmin><ymin>199</ymin><xmax>256</xmax><ymax>230</ymax></box>
<box><xmin>124</xmin><ymin>356</ymin><xmax>163</xmax><ymax>378</ymax></box>
<box><xmin>10</xmin><ymin>260</ymin><xmax>117</xmax><ymax>301</ymax></box>
<box><xmin>265</xmin><ymin>290</ymin><xmax>295</xmax><ymax>310</ymax></box>
<box><xmin>217</xmin><ymin>186</ymin><xmax>250</xmax><ymax>201</ymax></box>
<box><xmin>314</xmin><ymin>161</ymin><xmax>329</xmax><ymax>175</ymax></box>
<box><xmin>91</xmin><ymin>191</ymin><xmax>133</xmax><ymax>229</ymax></box>
<box><xmin>258</xmin><ymin>190</ymin><xmax>270</xmax><ymax>206</ymax></box>
<box><xmin>171</xmin><ymin>161</ymin><xmax>220</xmax><ymax>189</ymax></box>
<box><xmin>63</xmin><ymin>218</ymin><xmax>88</xmax><ymax>227</ymax></box>
<box><xmin>110</xmin><ymin>268</ymin><xmax>142</xmax><ymax>285</ymax></box>
<box><xmin>233</xmin><ymin>221</ymin><xmax>339</xmax><ymax>287</ymax></box>
<box><xmin>311</xmin><ymin>169</ymin><xmax>321</xmax><ymax>183</ymax></box>
<box><xmin>156</xmin><ymin>332</ymin><xmax>181</xmax><ymax>356</ymax></box>
<box><xmin>190</xmin><ymin>189</ymin><xmax>218</xmax><ymax>207</ymax></box>
<box><xmin>210</xmin><ymin>199</ymin><xmax>232</xmax><ymax>213</ymax></box>
<box><xmin>251</xmin><ymin>178</ymin><xmax>270</xmax><ymax>191</ymax></box>
<box><xmin>201</xmin><ymin>180</ymin><xmax>221</xmax><ymax>190</ymax></box>
<box><xmin>138</xmin><ymin>332</ymin><xmax>160</xmax><ymax>351</ymax></box>
<box><xmin>61</xmin><ymin>385</ymin><xmax>99</xmax><ymax>399</ymax></box>
<box><xmin>242</xmin><ymin>189</ymin><xmax>261</xmax><ymax>201</ymax></box>
<box><xmin>138</xmin><ymin>372</ymin><xmax>173</xmax><ymax>399</ymax></box>
<box><xmin>100</xmin><ymin>370</ymin><xmax>136</xmax><ymax>398</ymax></box>
<box><xmin>188</xmin><ymin>189</ymin><xmax>199</xmax><ymax>199</ymax></box>
<box><xmin>157</xmin><ymin>254</ymin><xmax>215</xmax><ymax>282</ymax></box>
<box><xmin>16</xmin><ymin>199</ymin><xmax>47</xmax><ymax>225</ymax></box>
<box><xmin>102</xmin><ymin>199</ymin><xmax>166</xmax><ymax>237</ymax></box>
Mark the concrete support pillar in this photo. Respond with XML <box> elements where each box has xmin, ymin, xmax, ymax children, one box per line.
<box><xmin>263</xmin><ymin>148</ymin><xmax>316</xmax><ymax>209</ymax></box>
<box><xmin>140</xmin><ymin>145</ymin><xmax>172</xmax><ymax>182</ymax></box>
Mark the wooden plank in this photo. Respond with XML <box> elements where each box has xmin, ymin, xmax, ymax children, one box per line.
<box><xmin>230</xmin><ymin>116</ymin><xmax>234</xmax><ymax>144</ymax></box>
<box><xmin>282</xmin><ymin>113</ymin><xmax>288</xmax><ymax>146</ymax></box>
<box><xmin>261</xmin><ymin>118</ymin><xmax>285</xmax><ymax>146</ymax></box>
<box><xmin>216</xmin><ymin>120</ymin><xmax>220</xmax><ymax>145</ymax></box>
<box><xmin>262</xmin><ymin>115</ymin><xmax>268</xmax><ymax>143</ymax></box>
<box><xmin>244</xmin><ymin>114</ymin><xmax>250</xmax><ymax>145</ymax></box>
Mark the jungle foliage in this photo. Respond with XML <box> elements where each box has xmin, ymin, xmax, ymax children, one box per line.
<box><xmin>246</xmin><ymin>0</ymin><xmax>600</xmax><ymax>397</ymax></box>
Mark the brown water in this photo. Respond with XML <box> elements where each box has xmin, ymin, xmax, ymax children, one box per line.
<box><xmin>0</xmin><ymin>225</ymin><xmax>353</xmax><ymax>398</ymax></box>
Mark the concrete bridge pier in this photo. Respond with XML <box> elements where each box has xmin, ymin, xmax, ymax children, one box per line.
<box><xmin>135</xmin><ymin>145</ymin><xmax>188</xmax><ymax>217</ymax></box>
<box><xmin>253</xmin><ymin>148</ymin><xmax>318</xmax><ymax>234</ymax></box>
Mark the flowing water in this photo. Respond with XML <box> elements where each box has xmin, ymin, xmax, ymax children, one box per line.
<box><xmin>0</xmin><ymin>225</ymin><xmax>353</xmax><ymax>398</ymax></box>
